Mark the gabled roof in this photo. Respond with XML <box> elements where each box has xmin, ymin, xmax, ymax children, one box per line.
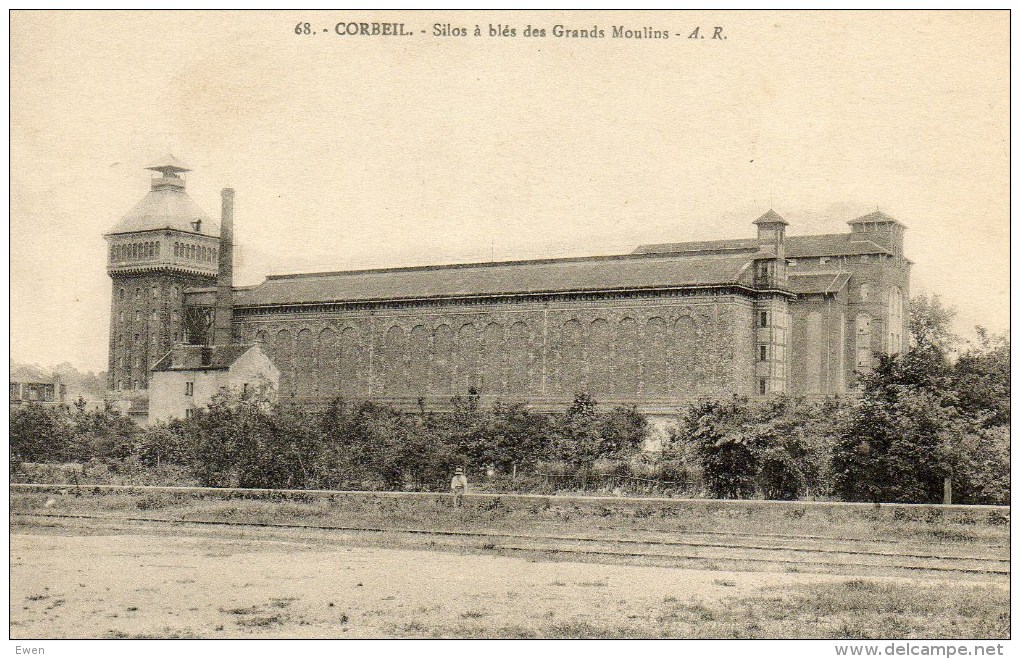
<box><xmin>107</xmin><ymin>187</ymin><xmax>218</xmax><ymax>237</ymax></box>
<box><xmin>788</xmin><ymin>271</ymin><xmax>851</xmax><ymax>295</ymax></box>
<box><xmin>151</xmin><ymin>344</ymin><xmax>255</xmax><ymax>372</ymax></box>
<box><xmin>233</xmin><ymin>252</ymin><xmax>758</xmax><ymax>308</ymax></box>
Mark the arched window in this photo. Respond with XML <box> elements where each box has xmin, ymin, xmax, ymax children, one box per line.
<box><xmin>174</xmin><ymin>242</ymin><xmax>180</xmax><ymax>257</ymax></box>
<box><xmin>119</xmin><ymin>288</ymin><xmax>125</xmax><ymax>300</ymax></box>
<box><xmin>154</xmin><ymin>242</ymin><xmax>160</xmax><ymax>257</ymax></box>
<box><xmin>152</xmin><ymin>285</ymin><xmax>159</xmax><ymax>299</ymax></box>
<box><xmin>134</xmin><ymin>288</ymin><xmax>141</xmax><ymax>301</ymax></box>
<box><xmin>855</xmin><ymin>313</ymin><xmax>872</xmax><ymax>371</ymax></box>
<box><xmin>887</xmin><ymin>286</ymin><xmax>904</xmax><ymax>355</ymax></box>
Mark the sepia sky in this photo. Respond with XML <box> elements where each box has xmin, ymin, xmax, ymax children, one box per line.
<box><xmin>10</xmin><ymin>10</ymin><xmax>1009</xmax><ymax>372</ymax></box>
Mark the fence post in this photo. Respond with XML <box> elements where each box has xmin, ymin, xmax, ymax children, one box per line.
<box><xmin>943</xmin><ymin>477</ymin><xmax>953</xmax><ymax>505</ymax></box>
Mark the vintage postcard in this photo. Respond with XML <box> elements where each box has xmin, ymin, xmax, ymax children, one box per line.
<box><xmin>8</xmin><ymin>9</ymin><xmax>1010</xmax><ymax>651</ymax></box>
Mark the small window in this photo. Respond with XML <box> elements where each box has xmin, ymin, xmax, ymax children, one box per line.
<box><xmin>152</xmin><ymin>286</ymin><xmax>159</xmax><ymax>299</ymax></box>
<box><xmin>185</xmin><ymin>381</ymin><xmax>194</xmax><ymax>397</ymax></box>
<box><xmin>759</xmin><ymin>312</ymin><xmax>768</xmax><ymax>328</ymax></box>
<box><xmin>759</xmin><ymin>345</ymin><xmax>768</xmax><ymax>361</ymax></box>
<box><xmin>759</xmin><ymin>378</ymin><xmax>768</xmax><ymax>395</ymax></box>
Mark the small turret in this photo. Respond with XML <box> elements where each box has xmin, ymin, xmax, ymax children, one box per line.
<box><xmin>848</xmin><ymin>210</ymin><xmax>906</xmax><ymax>257</ymax></box>
<box><xmin>753</xmin><ymin>209</ymin><xmax>788</xmax><ymax>256</ymax></box>
<box><xmin>753</xmin><ymin>209</ymin><xmax>789</xmax><ymax>289</ymax></box>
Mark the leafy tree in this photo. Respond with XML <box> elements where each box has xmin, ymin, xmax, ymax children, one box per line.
<box><xmin>832</xmin><ymin>295</ymin><xmax>965</xmax><ymax>503</ymax></box>
<box><xmin>550</xmin><ymin>392</ymin><xmax>604</xmax><ymax>465</ymax></box>
<box><xmin>136</xmin><ymin>422</ymin><xmax>193</xmax><ymax>468</ymax></box>
<box><xmin>952</xmin><ymin>327</ymin><xmax>1010</xmax><ymax>428</ymax></box>
<box><xmin>10</xmin><ymin>403</ymin><xmax>74</xmax><ymax>468</ymax></box>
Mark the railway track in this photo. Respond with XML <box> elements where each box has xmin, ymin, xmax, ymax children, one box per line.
<box><xmin>12</xmin><ymin>511</ymin><xmax>1009</xmax><ymax>578</ymax></box>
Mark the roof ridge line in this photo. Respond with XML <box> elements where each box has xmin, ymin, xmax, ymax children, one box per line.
<box><xmin>263</xmin><ymin>250</ymin><xmax>750</xmax><ymax>281</ymax></box>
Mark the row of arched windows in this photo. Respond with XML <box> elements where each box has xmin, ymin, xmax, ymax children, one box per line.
<box><xmin>118</xmin><ymin>285</ymin><xmax>180</xmax><ymax>302</ymax></box>
<box><xmin>111</xmin><ymin>241</ymin><xmax>159</xmax><ymax>262</ymax></box>
<box><xmin>258</xmin><ymin>314</ymin><xmax>718</xmax><ymax>401</ymax></box>
<box><xmin>174</xmin><ymin>242</ymin><xmax>217</xmax><ymax>263</ymax></box>
<box><xmin>111</xmin><ymin>240</ymin><xmax>218</xmax><ymax>264</ymax></box>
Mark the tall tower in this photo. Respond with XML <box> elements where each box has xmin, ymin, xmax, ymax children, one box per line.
<box><xmin>752</xmin><ymin>209</ymin><xmax>791</xmax><ymax>396</ymax></box>
<box><xmin>105</xmin><ymin>157</ymin><xmax>220</xmax><ymax>393</ymax></box>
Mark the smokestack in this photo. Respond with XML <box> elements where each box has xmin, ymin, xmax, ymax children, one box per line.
<box><xmin>213</xmin><ymin>188</ymin><xmax>234</xmax><ymax>346</ymax></box>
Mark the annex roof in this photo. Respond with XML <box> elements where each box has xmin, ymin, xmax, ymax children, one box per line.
<box><xmin>787</xmin><ymin>271</ymin><xmax>852</xmax><ymax>295</ymax></box>
<box><xmin>10</xmin><ymin>364</ymin><xmax>56</xmax><ymax>383</ymax></box>
<box><xmin>151</xmin><ymin>344</ymin><xmax>254</xmax><ymax>372</ymax></box>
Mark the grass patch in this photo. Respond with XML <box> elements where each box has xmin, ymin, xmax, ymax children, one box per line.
<box><xmin>236</xmin><ymin>614</ymin><xmax>285</xmax><ymax>628</ymax></box>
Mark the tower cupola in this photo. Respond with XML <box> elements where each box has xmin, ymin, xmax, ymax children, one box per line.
<box><xmin>145</xmin><ymin>154</ymin><xmax>191</xmax><ymax>192</ymax></box>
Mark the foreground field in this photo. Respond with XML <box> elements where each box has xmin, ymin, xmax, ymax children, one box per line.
<box><xmin>10</xmin><ymin>529</ymin><xmax>1008</xmax><ymax>639</ymax></box>
<box><xmin>9</xmin><ymin>486</ymin><xmax>1010</xmax><ymax>639</ymax></box>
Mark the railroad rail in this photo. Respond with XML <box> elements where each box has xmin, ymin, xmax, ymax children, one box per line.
<box><xmin>12</xmin><ymin>510</ymin><xmax>1009</xmax><ymax>578</ymax></box>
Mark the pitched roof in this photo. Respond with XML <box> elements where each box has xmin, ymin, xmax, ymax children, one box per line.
<box><xmin>848</xmin><ymin>210</ymin><xmax>906</xmax><ymax>227</ymax></box>
<box><xmin>634</xmin><ymin>233</ymin><xmax>891</xmax><ymax>259</ymax></box>
<box><xmin>145</xmin><ymin>153</ymin><xmax>192</xmax><ymax>173</ymax></box>
<box><xmin>788</xmin><ymin>272</ymin><xmax>851</xmax><ymax>295</ymax></box>
<box><xmin>631</xmin><ymin>238</ymin><xmax>762</xmax><ymax>255</ymax></box>
<box><xmin>233</xmin><ymin>253</ymin><xmax>758</xmax><ymax>308</ymax></box>
<box><xmin>753</xmin><ymin>209</ymin><xmax>789</xmax><ymax>226</ymax></box>
<box><xmin>10</xmin><ymin>364</ymin><xmax>55</xmax><ymax>383</ymax></box>
<box><xmin>151</xmin><ymin>344</ymin><xmax>254</xmax><ymax>372</ymax></box>
<box><xmin>785</xmin><ymin>234</ymin><xmax>890</xmax><ymax>258</ymax></box>
<box><xmin>107</xmin><ymin>187</ymin><xmax>218</xmax><ymax>237</ymax></box>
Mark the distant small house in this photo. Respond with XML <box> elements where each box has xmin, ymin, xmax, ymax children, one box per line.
<box><xmin>149</xmin><ymin>344</ymin><xmax>279</xmax><ymax>423</ymax></box>
<box><xmin>10</xmin><ymin>365</ymin><xmax>67</xmax><ymax>407</ymax></box>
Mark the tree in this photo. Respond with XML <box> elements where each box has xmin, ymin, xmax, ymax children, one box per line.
<box><xmin>952</xmin><ymin>327</ymin><xmax>1009</xmax><ymax>428</ymax></box>
<box><xmin>832</xmin><ymin>294</ymin><xmax>965</xmax><ymax>503</ymax></box>
<box><xmin>10</xmin><ymin>403</ymin><xmax>74</xmax><ymax>469</ymax></box>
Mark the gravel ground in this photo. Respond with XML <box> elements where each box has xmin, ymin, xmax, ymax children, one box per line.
<box><xmin>9</xmin><ymin>529</ymin><xmax>1008</xmax><ymax>639</ymax></box>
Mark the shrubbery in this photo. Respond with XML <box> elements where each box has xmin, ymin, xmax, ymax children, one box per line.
<box><xmin>10</xmin><ymin>296</ymin><xmax>1008</xmax><ymax>503</ymax></box>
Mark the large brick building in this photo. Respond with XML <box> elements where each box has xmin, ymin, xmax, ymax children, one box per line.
<box><xmin>106</xmin><ymin>161</ymin><xmax>910</xmax><ymax>419</ymax></box>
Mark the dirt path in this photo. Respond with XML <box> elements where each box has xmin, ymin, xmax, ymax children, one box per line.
<box><xmin>10</xmin><ymin>530</ymin><xmax>1006</xmax><ymax>639</ymax></box>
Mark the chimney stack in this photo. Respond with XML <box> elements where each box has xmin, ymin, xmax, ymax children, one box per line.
<box><xmin>213</xmin><ymin>188</ymin><xmax>234</xmax><ymax>346</ymax></box>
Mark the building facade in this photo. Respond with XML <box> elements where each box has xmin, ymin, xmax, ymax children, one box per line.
<box><xmin>10</xmin><ymin>365</ymin><xmax>67</xmax><ymax>408</ymax></box>
<box><xmin>149</xmin><ymin>344</ymin><xmax>279</xmax><ymax>423</ymax></box>
<box><xmin>107</xmin><ymin>163</ymin><xmax>911</xmax><ymax>418</ymax></box>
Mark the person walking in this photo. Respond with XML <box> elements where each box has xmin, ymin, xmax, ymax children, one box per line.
<box><xmin>450</xmin><ymin>467</ymin><xmax>468</xmax><ymax>508</ymax></box>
